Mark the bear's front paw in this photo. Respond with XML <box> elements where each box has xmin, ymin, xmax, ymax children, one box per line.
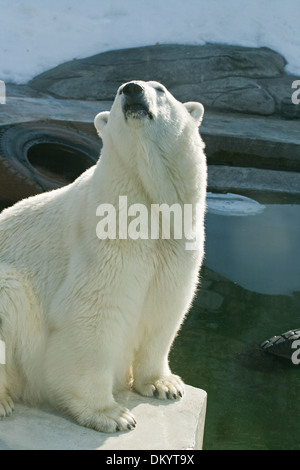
<box><xmin>0</xmin><ymin>394</ymin><xmax>14</xmax><ymax>419</ymax></box>
<box><xmin>77</xmin><ymin>403</ymin><xmax>136</xmax><ymax>433</ymax></box>
<box><xmin>134</xmin><ymin>374</ymin><xmax>184</xmax><ymax>400</ymax></box>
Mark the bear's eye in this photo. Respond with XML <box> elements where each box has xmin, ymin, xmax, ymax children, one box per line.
<box><xmin>154</xmin><ymin>86</ymin><xmax>165</xmax><ymax>94</ymax></box>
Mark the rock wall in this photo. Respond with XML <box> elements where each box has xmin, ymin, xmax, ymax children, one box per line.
<box><xmin>29</xmin><ymin>44</ymin><xmax>300</xmax><ymax>119</ymax></box>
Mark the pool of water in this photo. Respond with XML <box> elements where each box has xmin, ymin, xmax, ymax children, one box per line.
<box><xmin>170</xmin><ymin>192</ymin><xmax>300</xmax><ymax>450</ymax></box>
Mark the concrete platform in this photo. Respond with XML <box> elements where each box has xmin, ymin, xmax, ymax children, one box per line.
<box><xmin>208</xmin><ymin>165</ymin><xmax>300</xmax><ymax>195</ymax></box>
<box><xmin>0</xmin><ymin>385</ymin><xmax>207</xmax><ymax>450</ymax></box>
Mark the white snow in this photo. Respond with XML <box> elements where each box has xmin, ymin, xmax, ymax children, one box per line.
<box><xmin>0</xmin><ymin>0</ymin><xmax>299</xmax><ymax>84</ymax></box>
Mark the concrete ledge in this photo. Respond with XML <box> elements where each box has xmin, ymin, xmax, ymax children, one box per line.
<box><xmin>208</xmin><ymin>165</ymin><xmax>300</xmax><ymax>195</ymax></box>
<box><xmin>0</xmin><ymin>385</ymin><xmax>207</xmax><ymax>450</ymax></box>
<box><xmin>0</xmin><ymin>95</ymin><xmax>110</xmax><ymax>127</ymax></box>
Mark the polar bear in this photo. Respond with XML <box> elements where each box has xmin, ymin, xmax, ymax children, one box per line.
<box><xmin>0</xmin><ymin>81</ymin><xmax>207</xmax><ymax>433</ymax></box>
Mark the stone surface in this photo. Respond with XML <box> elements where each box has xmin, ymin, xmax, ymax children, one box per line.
<box><xmin>201</xmin><ymin>110</ymin><xmax>300</xmax><ymax>171</ymax></box>
<box><xmin>0</xmin><ymin>385</ymin><xmax>207</xmax><ymax>450</ymax></box>
<box><xmin>0</xmin><ymin>94</ymin><xmax>110</xmax><ymax>127</ymax></box>
<box><xmin>259</xmin><ymin>75</ymin><xmax>300</xmax><ymax>119</ymax></box>
<box><xmin>194</xmin><ymin>289</ymin><xmax>224</xmax><ymax>311</ymax></box>
<box><xmin>207</xmin><ymin>166</ymin><xmax>300</xmax><ymax>195</ymax></box>
<box><xmin>171</xmin><ymin>77</ymin><xmax>275</xmax><ymax>115</ymax></box>
<box><xmin>27</xmin><ymin>44</ymin><xmax>299</xmax><ymax>118</ymax></box>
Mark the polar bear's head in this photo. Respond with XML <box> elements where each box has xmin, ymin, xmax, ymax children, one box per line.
<box><xmin>94</xmin><ymin>81</ymin><xmax>205</xmax><ymax>204</ymax></box>
<box><xmin>94</xmin><ymin>80</ymin><xmax>204</xmax><ymax>144</ymax></box>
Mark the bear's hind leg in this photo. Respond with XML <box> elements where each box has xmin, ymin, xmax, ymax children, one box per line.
<box><xmin>43</xmin><ymin>317</ymin><xmax>137</xmax><ymax>433</ymax></box>
<box><xmin>0</xmin><ymin>264</ymin><xmax>44</xmax><ymax>411</ymax></box>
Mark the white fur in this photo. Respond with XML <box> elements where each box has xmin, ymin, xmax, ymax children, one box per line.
<box><xmin>0</xmin><ymin>80</ymin><xmax>207</xmax><ymax>432</ymax></box>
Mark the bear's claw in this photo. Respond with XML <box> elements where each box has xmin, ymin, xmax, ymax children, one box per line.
<box><xmin>135</xmin><ymin>374</ymin><xmax>184</xmax><ymax>401</ymax></box>
<box><xmin>0</xmin><ymin>395</ymin><xmax>14</xmax><ymax>419</ymax></box>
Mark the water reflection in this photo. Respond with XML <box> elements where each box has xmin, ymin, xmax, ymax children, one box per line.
<box><xmin>205</xmin><ymin>200</ymin><xmax>300</xmax><ymax>295</ymax></box>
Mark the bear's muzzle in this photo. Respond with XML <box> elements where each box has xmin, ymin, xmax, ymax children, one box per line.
<box><xmin>121</xmin><ymin>82</ymin><xmax>153</xmax><ymax>120</ymax></box>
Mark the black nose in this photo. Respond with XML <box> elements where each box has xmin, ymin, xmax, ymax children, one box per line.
<box><xmin>122</xmin><ymin>82</ymin><xmax>143</xmax><ymax>96</ymax></box>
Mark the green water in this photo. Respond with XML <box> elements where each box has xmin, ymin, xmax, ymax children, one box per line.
<box><xmin>170</xmin><ymin>199</ymin><xmax>300</xmax><ymax>450</ymax></box>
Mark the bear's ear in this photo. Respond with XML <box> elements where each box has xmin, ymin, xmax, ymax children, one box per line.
<box><xmin>184</xmin><ymin>102</ymin><xmax>204</xmax><ymax>126</ymax></box>
<box><xmin>94</xmin><ymin>111</ymin><xmax>110</xmax><ymax>137</ymax></box>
